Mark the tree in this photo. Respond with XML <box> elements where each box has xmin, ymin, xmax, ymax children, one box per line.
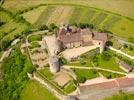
<box><xmin>128</xmin><ymin>46</ymin><xmax>133</xmax><ymax>50</ymax></box>
<box><xmin>0</xmin><ymin>21</ymin><xmax>5</xmax><ymax>26</ymax></box>
<box><xmin>106</xmin><ymin>41</ymin><xmax>113</xmax><ymax>46</ymax></box>
<box><xmin>38</xmin><ymin>24</ymin><xmax>48</xmax><ymax>31</ymax></box>
<box><xmin>123</xmin><ymin>44</ymin><xmax>128</xmax><ymax>48</ymax></box>
<box><xmin>49</xmin><ymin>23</ymin><xmax>58</xmax><ymax>32</ymax></box>
<box><xmin>0</xmin><ymin>40</ymin><xmax>10</xmax><ymax>51</ymax></box>
<box><xmin>89</xmin><ymin>24</ymin><xmax>94</xmax><ymax>29</ymax></box>
<box><xmin>128</xmin><ymin>37</ymin><xmax>134</xmax><ymax>43</ymax></box>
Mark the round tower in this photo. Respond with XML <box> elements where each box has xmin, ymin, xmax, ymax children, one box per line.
<box><xmin>49</xmin><ymin>56</ymin><xmax>60</xmax><ymax>73</ymax></box>
<box><xmin>100</xmin><ymin>42</ymin><xmax>105</xmax><ymax>53</ymax></box>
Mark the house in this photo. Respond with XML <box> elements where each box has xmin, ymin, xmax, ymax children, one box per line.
<box><xmin>57</xmin><ymin>25</ymin><xmax>107</xmax><ymax>53</ymax></box>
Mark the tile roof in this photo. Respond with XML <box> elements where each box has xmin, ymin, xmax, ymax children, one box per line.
<box><xmin>120</xmin><ymin>61</ymin><xmax>133</xmax><ymax>71</ymax></box>
<box><xmin>93</xmin><ymin>32</ymin><xmax>107</xmax><ymax>42</ymax></box>
<box><xmin>79</xmin><ymin>77</ymin><xmax>134</xmax><ymax>93</ymax></box>
<box><xmin>60</xmin><ymin>33</ymin><xmax>82</xmax><ymax>44</ymax></box>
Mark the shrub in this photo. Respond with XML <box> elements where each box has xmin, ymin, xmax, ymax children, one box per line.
<box><xmin>128</xmin><ymin>37</ymin><xmax>134</xmax><ymax>44</ymax></box>
<box><xmin>123</xmin><ymin>44</ymin><xmax>128</xmax><ymax>48</ymax></box>
<box><xmin>101</xmin><ymin>51</ymin><xmax>112</xmax><ymax>61</ymax></box>
<box><xmin>38</xmin><ymin>24</ymin><xmax>48</xmax><ymax>31</ymax></box>
<box><xmin>49</xmin><ymin>23</ymin><xmax>58</xmax><ymax>32</ymax></box>
<box><xmin>106</xmin><ymin>41</ymin><xmax>113</xmax><ymax>46</ymax></box>
<box><xmin>28</xmin><ymin>34</ymin><xmax>42</xmax><ymax>42</ymax></box>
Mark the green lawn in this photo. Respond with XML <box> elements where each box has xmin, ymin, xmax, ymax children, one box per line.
<box><xmin>68</xmin><ymin>60</ymin><xmax>93</xmax><ymax>67</ymax></box>
<box><xmin>93</xmin><ymin>51</ymin><xmax>124</xmax><ymax>72</ymax></box>
<box><xmin>63</xmin><ymin>81</ymin><xmax>76</xmax><ymax>93</ymax></box>
<box><xmin>38</xmin><ymin>67</ymin><xmax>53</xmax><ymax>80</ymax></box>
<box><xmin>28</xmin><ymin>34</ymin><xmax>42</xmax><ymax>43</ymax></box>
<box><xmin>105</xmin><ymin>92</ymin><xmax>134</xmax><ymax>100</ymax></box>
<box><xmin>29</xmin><ymin>42</ymin><xmax>41</xmax><ymax>49</ymax></box>
<box><xmin>99</xmin><ymin>71</ymin><xmax>125</xmax><ymax>79</ymax></box>
<box><xmin>73</xmin><ymin>69</ymin><xmax>99</xmax><ymax>83</ymax></box>
<box><xmin>20</xmin><ymin>80</ymin><xmax>58</xmax><ymax>100</ymax></box>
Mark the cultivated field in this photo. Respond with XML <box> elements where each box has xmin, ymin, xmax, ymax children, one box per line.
<box><xmin>2</xmin><ymin>0</ymin><xmax>134</xmax><ymax>40</ymax></box>
<box><xmin>8</xmin><ymin>5</ymin><xmax>133</xmax><ymax>40</ymax></box>
<box><xmin>3</xmin><ymin>0</ymin><xmax>134</xmax><ymax>19</ymax></box>
<box><xmin>22</xmin><ymin>6</ymin><xmax>47</xmax><ymax>24</ymax></box>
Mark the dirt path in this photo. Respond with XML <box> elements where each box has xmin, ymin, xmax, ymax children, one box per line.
<box><xmin>0</xmin><ymin>48</ymin><xmax>12</xmax><ymax>62</ymax></box>
<box><xmin>63</xmin><ymin>65</ymin><xmax>127</xmax><ymax>75</ymax></box>
<box><xmin>62</xmin><ymin>45</ymin><xmax>99</xmax><ymax>60</ymax></box>
<box><xmin>109</xmin><ymin>46</ymin><xmax>134</xmax><ymax>59</ymax></box>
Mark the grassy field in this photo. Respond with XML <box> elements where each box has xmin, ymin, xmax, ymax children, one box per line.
<box><xmin>105</xmin><ymin>92</ymin><xmax>134</xmax><ymax>100</ymax></box>
<box><xmin>20</xmin><ymin>80</ymin><xmax>58</xmax><ymax>100</ymax></box>
<box><xmin>63</xmin><ymin>81</ymin><xmax>76</xmax><ymax>93</ymax></box>
<box><xmin>3</xmin><ymin>0</ymin><xmax>134</xmax><ymax>19</ymax></box>
<box><xmin>22</xmin><ymin>6</ymin><xmax>47</xmax><ymax>24</ymax></box>
<box><xmin>14</xmin><ymin>4</ymin><xmax>134</xmax><ymax>40</ymax></box>
<box><xmin>34</xmin><ymin>6</ymin><xmax>56</xmax><ymax>26</ymax></box>
<box><xmin>39</xmin><ymin>67</ymin><xmax>53</xmax><ymax>80</ymax></box>
<box><xmin>3</xmin><ymin>0</ymin><xmax>134</xmax><ymax>40</ymax></box>
<box><xmin>109</xmin><ymin>18</ymin><xmax>134</xmax><ymax>39</ymax></box>
<box><xmin>0</xmin><ymin>9</ymin><xmax>30</xmax><ymax>51</ymax></box>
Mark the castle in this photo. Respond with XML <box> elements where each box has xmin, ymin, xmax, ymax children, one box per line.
<box><xmin>56</xmin><ymin>25</ymin><xmax>108</xmax><ymax>53</ymax></box>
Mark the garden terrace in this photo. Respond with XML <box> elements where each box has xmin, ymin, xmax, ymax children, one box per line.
<box><xmin>37</xmin><ymin>68</ymin><xmax>77</xmax><ymax>94</ymax></box>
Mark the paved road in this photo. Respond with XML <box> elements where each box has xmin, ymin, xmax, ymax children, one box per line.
<box><xmin>63</xmin><ymin>65</ymin><xmax>127</xmax><ymax>75</ymax></box>
<box><xmin>109</xmin><ymin>46</ymin><xmax>134</xmax><ymax>59</ymax></box>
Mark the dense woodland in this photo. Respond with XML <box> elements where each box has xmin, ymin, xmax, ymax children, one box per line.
<box><xmin>0</xmin><ymin>46</ymin><xmax>33</xmax><ymax>100</ymax></box>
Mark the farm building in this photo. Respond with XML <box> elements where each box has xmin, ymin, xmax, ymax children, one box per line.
<box><xmin>57</xmin><ymin>25</ymin><xmax>107</xmax><ymax>53</ymax></box>
<box><xmin>78</xmin><ymin>77</ymin><xmax>134</xmax><ymax>100</ymax></box>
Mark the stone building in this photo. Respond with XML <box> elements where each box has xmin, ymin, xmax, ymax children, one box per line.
<box><xmin>49</xmin><ymin>56</ymin><xmax>60</xmax><ymax>73</ymax></box>
<box><xmin>57</xmin><ymin>25</ymin><xmax>108</xmax><ymax>53</ymax></box>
